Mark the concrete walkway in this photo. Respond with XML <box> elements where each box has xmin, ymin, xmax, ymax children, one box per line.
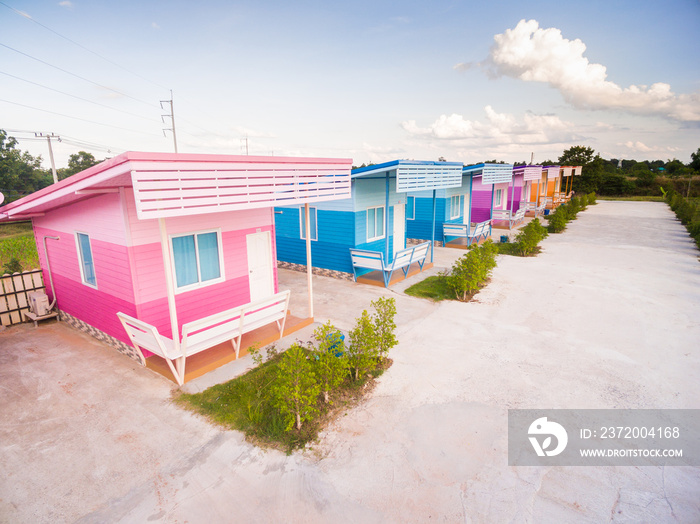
<box><xmin>1</xmin><ymin>201</ymin><xmax>699</xmax><ymax>522</ymax></box>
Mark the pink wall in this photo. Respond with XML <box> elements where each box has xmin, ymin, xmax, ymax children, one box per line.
<box><xmin>32</xmin><ymin>189</ymin><xmax>279</xmax><ymax>352</ymax></box>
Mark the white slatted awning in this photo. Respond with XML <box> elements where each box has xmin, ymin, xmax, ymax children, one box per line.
<box><xmin>514</xmin><ymin>165</ymin><xmax>543</xmax><ymax>181</ymax></box>
<box><xmin>394</xmin><ymin>163</ymin><xmax>463</xmax><ymax>193</ymax></box>
<box><xmin>131</xmin><ymin>162</ymin><xmax>351</xmax><ymax>220</ymax></box>
<box><xmin>463</xmin><ymin>163</ymin><xmax>514</xmax><ymax>185</ymax></box>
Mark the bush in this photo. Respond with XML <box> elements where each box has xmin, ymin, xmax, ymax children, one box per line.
<box><xmin>2</xmin><ymin>257</ymin><xmax>22</xmax><ymax>274</ymax></box>
<box><xmin>311</xmin><ymin>322</ymin><xmax>348</xmax><ymax>403</ymax></box>
<box><xmin>587</xmin><ymin>192</ymin><xmax>597</xmax><ymax>205</ymax></box>
<box><xmin>371</xmin><ymin>297</ymin><xmax>398</xmax><ymax>362</ymax></box>
<box><xmin>273</xmin><ymin>344</ymin><xmax>320</xmax><ymax>432</ymax></box>
<box><xmin>515</xmin><ymin>218</ymin><xmax>548</xmax><ymax>256</ymax></box>
<box><xmin>579</xmin><ymin>193</ymin><xmax>589</xmax><ymax>209</ymax></box>
<box><xmin>446</xmin><ymin>240</ymin><xmax>498</xmax><ymax>301</ymax></box>
<box><xmin>347</xmin><ymin>310</ymin><xmax>378</xmax><ymax>381</ymax></box>
<box><xmin>547</xmin><ymin>208</ymin><xmax>568</xmax><ymax>233</ymax></box>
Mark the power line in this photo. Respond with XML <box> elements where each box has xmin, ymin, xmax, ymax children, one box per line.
<box><xmin>0</xmin><ymin>71</ymin><xmax>163</xmax><ymax>125</ymax></box>
<box><xmin>0</xmin><ymin>0</ymin><xmax>170</xmax><ymax>92</ymax></box>
<box><xmin>0</xmin><ymin>98</ymin><xmax>164</xmax><ymax>137</ymax></box>
<box><xmin>0</xmin><ymin>42</ymin><xmax>161</xmax><ymax>110</ymax></box>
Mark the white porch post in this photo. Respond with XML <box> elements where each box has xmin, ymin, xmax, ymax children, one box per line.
<box><xmin>158</xmin><ymin>217</ymin><xmax>183</xmax><ymax>381</ymax></box>
<box><xmin>305</xmin><ymin>203</ymin><xmax>313</xmax><ymax>319</ymax></box>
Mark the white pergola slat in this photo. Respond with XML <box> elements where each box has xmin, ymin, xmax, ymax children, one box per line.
<box><xmin>131</xmin><ymin>167</ymin><xmax>351</xmax><ymax>220</ymax></box>
<box><xmin>463</xmin><ymin>163</ymin><xmax>514</xmax><ymax>185</ymax></box>
<box><xmin>395</xmin><ymin>164</ymin><xmax>463</xmax><ymax>193</ymax></box>
<box><xmin>514</xmin><ymin>165</ymin><xmax>543</xmax><ymax>181</ymax></box>
<box><xmin>561</xmin><ymin>167</ymin><xmax>574</xmax><ymax>177</ymax></box>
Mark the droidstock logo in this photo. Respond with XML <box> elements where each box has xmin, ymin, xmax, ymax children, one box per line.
<box><xmin>528</xmin><ymin>417</ymin><xmax>568</xmax><ymax>457</ymax></box>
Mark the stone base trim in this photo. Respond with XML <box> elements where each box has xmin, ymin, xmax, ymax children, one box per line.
<box><xmin>277</xmin><ymin>261</ymin><xmax>354</xmax><ymax>282</ymax></box>
<box><xmin>407</xmin><ymin>238</ymin><xmax>443</xmax><ymax>247</ymax></box>
<box><xmin>58</xmin><ymin>309</ymin><xmax>145</xmax><ymax>366</ymax></box>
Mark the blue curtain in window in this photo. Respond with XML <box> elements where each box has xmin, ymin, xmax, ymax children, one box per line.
<box><xmin>172</xmin><ymin>235</ymin><xmax>198</xmax><ymax>287</ymax></box>
<box><xmin>377</xmin><ymin>207</ymin><xmax>384</xmax><ymax>236</ymax></box>
<box><xmin>197</xmin><ymin>232</ymin><xmax>221</xmax><ymax>282</ymax></box>
<box><xmin>406</xmin><ymin>197</ymin><xmax>415</xmax><ymax>220</ymax></box>
<box><xmin>367</xmin><ymin>208</ymin><xmax>376</xmax><ymax>239</ymax></box>
<box><xmin>77</xmin><ymin>233</ymin><xmax>96</xmax><ymax>286</ymax></box>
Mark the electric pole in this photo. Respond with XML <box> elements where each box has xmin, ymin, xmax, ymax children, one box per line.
<box><xmin>241</xmin><ymin>135</ymin><xmax>249</xmax><ymax>155</ymax></box>
<box><xmin>160</xmin><ymin>90</ymin><xmax>178</xmax><ymax>153</ymax></box>
<box><xmin>35</xmin><ymin>132</ymin><xmax>60</xmax><ymax>183</ymax></box>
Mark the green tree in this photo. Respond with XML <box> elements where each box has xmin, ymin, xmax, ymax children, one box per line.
<box><xmin>58</xmin><ymin>151</ymin><xmax>100</xmax><ymax>180</ymax></box>
<box><xmin>273</xmin><ymin>344</ymin><xmax>319</xmax><ymax>431</ymax></box>
<box><xmin>371</xmin><ymin>297</ymin><xmax>397</xmax><ymax>361</ymax></box>
<box><xmin>311</xmin><ymin>322</ymin><xmax>348</xmax><ymax>403</ymax></box>
<box><xmin>0</xmin><ymin>129</ymin><xmax>51</xmax><ymax>203</ymax></box>
<box><xmin>559</xmin><ymin>145</ymin><xmax>603</xmax><ymax>194</ymax></box>
<box><xmin>690</xmin><ymin>148</ymin><xmax>700</xmax><ymax>172</ymax></box>
<box><xmin>347</xmin><ymin>310</ymin><xmax>378</xmax><ymax>381</ymax></box>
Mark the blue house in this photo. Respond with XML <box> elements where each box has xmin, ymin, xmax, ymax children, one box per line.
<box><xmin>274</xmin><ymin>160</ymin><xmax>464</xmax><ymax>279</ymax></box>
<box><xmin>406</xmin><ymin>163</ymin><xmax>514</xmax><ymax>246</ymax></box>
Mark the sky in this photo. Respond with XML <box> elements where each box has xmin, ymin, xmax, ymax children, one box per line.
<box><xmin>1</xmin><ymin>0</ymin><xmax>699</xmax><ymax>170</ymax></box>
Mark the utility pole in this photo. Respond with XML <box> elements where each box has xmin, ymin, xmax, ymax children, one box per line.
<box><xmin>530</xmin><ymin>152</ymin><xmax>534</xmax><ymax>165</ymax></box>
<box><xmin>160</xmin><ymin>90</ymin><xmax>178</xmax><ymax>153</ymax></box>
<box><xmin>35</xmin><ymin>132</ymin><xmax>60</xmax><ymax>183</ymax></box>
<box><xmin>241</xmin><ymin>135</ymin><xmax>249</xmax><ymax>155</ymax></box>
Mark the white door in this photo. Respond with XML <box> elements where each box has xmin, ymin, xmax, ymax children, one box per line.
<box><xmin>393</xmin><ymin>203</ymin><xmax>405</xmax><ymax>257</ymax></box>
<box><xmin>246</xmin><ymin>231</ymin><xmax>274</xmax><ymax>302</ymax></box>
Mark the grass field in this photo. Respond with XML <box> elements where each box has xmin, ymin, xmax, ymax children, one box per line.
<box><xmin>0</xmin><ymin>222</ymin><xmax>39</xmax><ymax>273</ymax></box>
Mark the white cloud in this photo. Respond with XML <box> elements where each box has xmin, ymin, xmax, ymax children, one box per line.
<box><xmin>401</xmin><ymin>105</ymin><xmax>578</xmax><ymax>146</ymax></box>
<box><xmin>151</xmin><ymin>22</ymin><xmax>160</xmax><ymax>29</ymax></box>
<box><xmin>58</xmin><ymin>1</ymin><xmax>73</xmax><ymax>8</ymax></box>
<box><xmin>478</xmin><ymin>19</ymin><xmax>700</xmax><ymax>122</ymax></box>
<box><xmin>623</xmin><ymin>141</ymin><xmax>653</xmax><ymax>153</ymax></box>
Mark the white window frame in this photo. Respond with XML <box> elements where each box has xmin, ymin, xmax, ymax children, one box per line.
<box><xmin>524</xmin><ymin>183</ymin><xmax>531</xmax><ymax>201</ymax></box>
<box><xmin>406</xmin><ymin>196</ymin><xmax>415</xmax><ymax>220</ymax></box>
<box><xmin>170</xmin><ymin>228</ymin><xmax>225</xmax><ymax>293</ymax></box>
<box><xmin>74</xmin><ymin>232</ymin><xmax>98</xmax><ymax>289</ymax></box>
<box><xmin>366</xmin><ymin>206</ymin><xmax>385</xmax><ymax>242</ymax></box>
<box><xmin>495</xmin><ymin>189</ymin><xmax>503</xmax><ymax>207</ymax></box>
<box><xmin>299</xmin><ymin>206</ymin><xmax>318</xmax><ymax>241</ymax></box>
<box><xmin>450</xmin><ymin>195</ymin><xmax>462</xmax><ymax>219</ymax></box>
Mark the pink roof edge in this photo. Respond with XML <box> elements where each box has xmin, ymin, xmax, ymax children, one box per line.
<box><xmin>0</xmin><ymin>151</ymin><xmax>353</xmax><ymax>214</ymax></box>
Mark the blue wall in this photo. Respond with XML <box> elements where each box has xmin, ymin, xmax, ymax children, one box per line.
<box><xmin>274</xmin><ymin>205</ymin><xmax>398</xmax><ymax>275</ymax></box>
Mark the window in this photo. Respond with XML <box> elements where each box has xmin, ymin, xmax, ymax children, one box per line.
<box><xmin>450</xmin><ymin>195</ymin><xmax>462</xmax><ymax>219</ymax></box>
<box><xmin>495</xmin><ymin>189</ymin><xmax>503</xmax><ymax>207</ymax></box>
<box><xmin>366</xmin><ymin>206</ymin><xmax>385</xmax><ymax>241</ymax></box>
<box><xmin>299</xmin><ymin>206</ymin><xmax>317</xmax><ymax>240</ymax></box>
<box><xmin>406</xmin><ymin>196</ymin><xmax>415</xmax><ymax>220</ymax></box>
<box><xmin>171</xmin><ymin>230</ymin><xmax>223</xmax><ymax>290</ymax></box>
<box><xmin>524</xmin><ymin>183</ymin><xmax>531</xmax><ymax>201</ymax></box>
<box><xmin>75</xmin><ymin>232</ymin><xmax>97</xmax><ymax>287</ymax></box>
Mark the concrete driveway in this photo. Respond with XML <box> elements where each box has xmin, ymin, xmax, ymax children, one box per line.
<box><xmin>1</xmin><ymin>201</ymin><xmax>699</xmax><ymax>523</ymax></box>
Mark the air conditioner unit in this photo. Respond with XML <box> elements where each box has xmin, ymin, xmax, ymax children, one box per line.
<box><xmin>27</xmin><ymin>291</ymin><xmax>51</xmax><ymax>317</ymax></box>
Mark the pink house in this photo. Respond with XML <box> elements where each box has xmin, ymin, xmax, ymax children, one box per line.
<box><xmin>0</xmin><ymin>152</ymin><xmax>351</xmax><ymax>383</ymax></box>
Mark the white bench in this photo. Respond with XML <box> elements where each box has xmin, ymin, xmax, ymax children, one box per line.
<box><xmin>442</xmin><ymin>220</ymin><xmax>492</xmax><ymax>246</ymax></box>
<box><xmin>522</xmin><ymin>201</ymin><xmax>546</xmax><ymax>217</ymax></box>
<box><xmin>492</xmin><ymin>206</ymin><xmax>526</xmax><ymax>229</ymax></box>
<box><xmin>349</xmin><ymin>241</ymin><xmax>430</xmax><ymax>287</ymax></box>
<box><xmin>117</xmin><ymin>290</ymin><xmax>291</xmax><ymax>385</ymax></box>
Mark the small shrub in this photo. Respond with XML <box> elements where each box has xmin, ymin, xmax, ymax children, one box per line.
<box><xmin>579</xmin><ymin>193</ymin><xmax>589</xmax><ymax>209</ymax></box>
<box><xmin>311</xmin><ymin>322</ymin><xmax>348</xmax><ymax>403</ymax></box>
<box><xmin>347</xmin><ymin>310</ymin><xmax>378</xmax><ymax>381</ymax></box>
<box><xmin>446</xmin><ymin>240</ymin><xmax>498</xmax><ymax>301</ymax></box>
<box><xmin>587</xmin><ymin>192</ymin><xmax>597</xmax><ymax>205</ymax></box>
<box><xmin>547</xmin><ymin>209</ymin><xmax>568</xmax><ymax>233</ymax></box>
<box><xmin>273</xmin><ymin>343</ymin><xmax>320</xmax><ymax>432</ymax></box>
<box><xmin>515</xmin><ymin>218</ymin><xmax>548</xmax><ymax>256</ymax></box>
<box><xmin>371</xmin><ymin>297</ymin><xmax>397</xmax><ymax>361</ymax></box>
<box><xmin>2</xmin><ymin>257</ymin><xmax>22</xmax><ymax>274</ymax></box>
